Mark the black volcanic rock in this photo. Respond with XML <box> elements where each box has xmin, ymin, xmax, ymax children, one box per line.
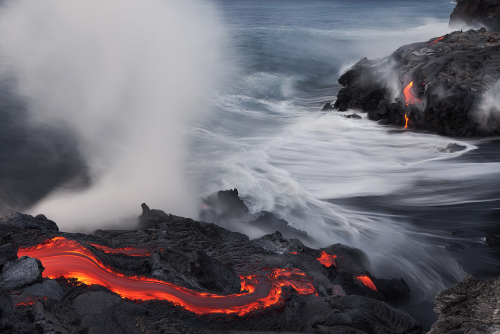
<box><xmin>332</xmin><ymin>29</ymin><xmax>500</xmax><ymax>136</ymax></box>
<box><xmin>189</xmin><ymin>249</ymin><xmax>241</xmax><ymax>294</ymax></box>
<box><xmin>0</xmin><ymin>256</ymin><xmax>44</xmax><ymax>291</ymax></box>
<box><xmin>450</xmin><ymin>0</ymin><xmax>500</xmax><ymax>31</ymax></box>
<box><xmin>429</xmin><ymin>274</ymin><xmax>500</xmax><ymax>333</ymax></box>
<box><xmin>0</xmin><ymin>212</ymin><xmax>58</xmax><ymax>231</ymax></box>
<box><xmin>0</xmin><ymin>206</ymin><xmax>421</xmax><ymax>334</ymax></box>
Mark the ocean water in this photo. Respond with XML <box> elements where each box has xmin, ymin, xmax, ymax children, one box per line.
<box><xmin>187</xmin><ymin>0</ymin><xmax>500</xmax><ymax>328</ymax></box>
<box><xmin>0</xmin><ymin>0</ymin><xmax>499</xmax><ymax>330</ymax></box>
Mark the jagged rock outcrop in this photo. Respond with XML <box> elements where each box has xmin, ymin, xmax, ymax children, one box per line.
<box><xmin>428</xmin><ymin>274</ymin><xmax>500</xmax><ymax>333</ymax></box>
<box><xmin>331</xmin><ymin>29</ymin><xmax>500</xmax><ymax>136</ymax></box>
<box><xmin>450</xmin><ymin>0</ymin><xmax>500</xmax><ymax>31</ymax></box>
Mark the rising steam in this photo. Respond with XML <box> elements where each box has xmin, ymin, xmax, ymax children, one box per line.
<box><xmin>0</xmin><ymin>0</ymin><xmax>225</xmax><ymax>230</ymax></box>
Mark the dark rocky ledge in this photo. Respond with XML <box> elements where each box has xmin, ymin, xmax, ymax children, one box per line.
<box><xmin>0</xmin><ymin>202</ymin><xmax>421</xmax><ymax>334</ymax></box>
<box><xmin>428</xmin><ymin>274</ymin><xmax>500</xmax><ymax>333</ymax></box>
<box><xmin>450</xmin><ymin>0</ymin><xmax>500</xmax><ymax>32</ymax></box>
<box><xmin>328</xmin><ymin>28</ymin><xmax>500</xmax><ymax>136</ymax></box>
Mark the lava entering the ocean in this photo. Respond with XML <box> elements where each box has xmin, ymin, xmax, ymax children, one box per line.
<box><xmin>18</xmin><ymin>237</ymin><xmax>317</xmax><ymax>316</ymax></box>
<box><xmin>403</xmin><ymin>81</ymin><xmax>421</xmax><ymax>106</ymax></box>
<box><xmin>404</xmin><ymin>114</ymin><xmax>409</xmax><ymax>129</ymax></box>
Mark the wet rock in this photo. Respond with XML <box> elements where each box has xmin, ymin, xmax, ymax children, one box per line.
<box><xmin>486</xmin><ymin>233</ymin><xmax>500</xmax><ymax>247</ymax></box>
<box><xmin>189</xmin><ymin>249</ymin><xmax>241</xmax><ymax>294</ymax></box>
<box><xmin>343</xmin><ymin>113</ymin><xmax>362</xmax><ymax>119</ymax></box>
<box><xmin>331</xmin><ymin>29</ymin><xmax>500</xmax><ymax>136</ymax></box>
<box><xmin>0</xmin><ymin>256</ymin><xmax>43</xmax><ymax>291</ymax></box>
<box><xmin>253</xmin><ymin>231</ymin><xmax>306</xmax><ymax>254</ymax></box>
<box><xmin>322</xmin><ymin>102</ymin><xmax>335</xmax><ymax>111</ymax></box>
<box><xmin>445</xmin><ymin>242</ymin><xmax>467</xmax><ymax>252</ymax></box>
<box><xmin>439</xmin><ymin>143</ymin><xmax>467</xmax><ymax>153</ymax></box>
<box><xmin>429</xmin><ymin>274</ymin><xmax>500</xmax><ymax>333</ymax></box>
<box><xmin>450</xmin><ymin>0</ymin><xmax>500</xmax><ymax>32</ymax></box>
<box><xmin>0</xmin><ymin>212</ymin><xmax>58</xmax><ymax>231</ymax></box>
<box><xmin>23</xmin><ymin>279</ymin><xmax>63</xmax><ymax>301</ymax></box>
<box><xmin>249</xmin><ymin>212</ymin><xmax>312</xmax><ymax>242</ymax></box>
<box><xmin>451</xmin><ymin>229</ymin><xmax>464</xmax><ymax>236</ymax></box>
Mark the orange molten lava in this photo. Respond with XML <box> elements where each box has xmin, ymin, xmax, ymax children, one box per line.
<box><xmin>317</xmin><ymin>251</ymin><xmax>337</xmax><ymax>267</ymax></box>
<box><xmin>403</xmin><ymin>81</ymin><xmax>421</xmax><ymax>106</ymax></box>
<box><xmin>404</xmin><ymin>114</ymin><xmax>409</xmax><ymax>129</ymax></box>
<box><xmin>18</xmin><ymin>237</ymin><xmax>317</xmax><ymax>315</ymax></box>
<box><xmin>89</xmin><ymin>243</ymin><xmax>151</xmax><ymax>257</ymax></box>
<box><xmin>355</xmin><ymin>275</ymin><xmax>377</xmax><ymax>291</ymax></box>
<box><xmin>428</xmin><ymin>37</ymin><xmax>444</xmax><ymax>45</ymax></box>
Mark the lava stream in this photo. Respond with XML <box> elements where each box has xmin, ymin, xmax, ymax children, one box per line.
<box><xmin>18</xmin><ymin>237</ymin><xmax>317</xmax><ymax>316</ymax></box>
<box><xmin>403</xmin><ymin>81</ymin><xmax>421</xmax><ymax>106</ymax></box>
<box><xmin>404</xmin><ymin>114</ymin><xmax>409</xmax><ymax>129</ymax></box>
<box><xmin>428</xmin><ymin>37</ymin><xmax>444</xmax><ymax>45</ymax></box>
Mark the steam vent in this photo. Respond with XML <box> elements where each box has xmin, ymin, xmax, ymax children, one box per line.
<box><xmin>323</xmin><ymin>5</ymin><xmax>500</xmax><ymax>137</ymax></box>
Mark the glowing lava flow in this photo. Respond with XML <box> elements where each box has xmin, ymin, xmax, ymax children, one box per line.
<box><xmin>317</xmin><ymin>252</ymin><xmax>337</xmax><ymax>267</ymax></box>
<box><xmin>355</xmin><ymin>275</ymin><xmax>377</xmax><ymax>291</ymax></box>
<box><xmin>428</xmin><ymin>37</ymin><xmax>444</xmax><ymax>45</ymax></box>
<box><xmin>404</xmin><ymin>114</ymin><xmax>409</xmax><ymax>129</ymax></box>
<box><xmin>18</xmin><ymin>237</ymin><xmax>317</xmax><ymax>316</ymax></box>
<box><xmin>89</xmin><ymin>243</ymin><xmax>151</xmax><ymax>257</ymax></box>
<box><xmin>403</xmin><ymin>81</ymin><xmax>421</xmax><ymax>106</ymax></box>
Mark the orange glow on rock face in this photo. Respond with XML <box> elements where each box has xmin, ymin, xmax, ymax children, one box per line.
<box><xmin>404</xmin><ymin>81</ymin><xmax>421</xmax><ymax>106</ymax></box>
<box><xmin>428</xmin><ymin>37</ymin><xmax>444</xmax><ymax>45</ymax></box>
<box><xmin>18</xmin><ymin>237</ymin><xmax>317</xmax><ymax>316</ymax></box>
<box><xmin>89</xmin><ymin>243</ymin><xmax>151</xmax><ymax>257</ymax></box>
<box><xmin>355</xmin><ymin>275</ymin><xmax>377</xmax><ymax>291</ymax></box>
<box><xmin>317</xmin><ymin>252</ymin><xmax>337</xmax><ymax>267</ymax></box>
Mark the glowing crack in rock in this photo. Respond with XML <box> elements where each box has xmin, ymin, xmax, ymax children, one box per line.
<box><xmin>317</xmin><ymin>251</ymin><xmax>337</xmax><ymax>267</ymax></box>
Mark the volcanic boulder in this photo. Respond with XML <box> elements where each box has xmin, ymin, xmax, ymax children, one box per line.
<box><xmin>332</xmin><ymin>29</ymin><xmax>500</xmax><ymax>136</ymax></box>
<box><xmin>0</xmin><ymin>212</ymin><xmax>58</xmax><ymax>231</ymax></box>
<box><xmin>0</xmin><ymin>256</ymin><xmax>44</xmax><ymax>291</ymax></box>
<box><xmin>450</xmin><ymin>0</ymin><xmax>500</xmax><ymax>32</ymax></box>
<box><xmin>429</xmin><ymin>274</ymin><xmax>500</xmax><ymax>333</ymax></box>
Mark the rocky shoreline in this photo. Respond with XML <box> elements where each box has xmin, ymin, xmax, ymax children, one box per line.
<box><xmin>0</xmin><ymin>195</ymin><xmax>499</xmax><ymax>334</ymax></box>
<box><xmin>323</xmin><ymin>1</ymin><xmax>500</xmax><ymax>137</ymax></box>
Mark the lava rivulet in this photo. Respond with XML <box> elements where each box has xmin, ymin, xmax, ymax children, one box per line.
<box><xmin>89</xmin><ymin>243</ymin><xmax>152</xmax><ymax>256</ymax></box>
<box><xmin>317</xmin><ymin>252</ymin><xmax>337</xmax><ymax>267</ymax></box>
<box><xmin>403</xmin><ymin>81</ymin><xmax>421</xmax><ymax>106</ymax></box>
<box><xmin>428</xmin><ymin>37</ymin><xmax>444</xmax><ymax>45</ymax></box>
<box><xmin>18</xmin><ymin>237</ymin><xmax>317</xmax><ymax>316</ymax></box>
<box><xmin>355</xmin><ymin>275</ymin><xmax>377</xmax><ymax>291</ymax></box>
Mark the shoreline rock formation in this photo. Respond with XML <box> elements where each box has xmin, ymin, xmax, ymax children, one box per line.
<box><xmin>450</xmin><ymin>0</ymin><xmax>500</xmax><ymax>32</ymax></box>
<box><xmin>327</xmin><ymin>28</ymin><xmax>500</xmax><ymax>136</ymax></box>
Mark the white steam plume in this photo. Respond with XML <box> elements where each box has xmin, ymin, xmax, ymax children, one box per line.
<box><xmin>0</xmin><ymin>0</ymin><xmax>225</xmax><ymax>230</ymax></box>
